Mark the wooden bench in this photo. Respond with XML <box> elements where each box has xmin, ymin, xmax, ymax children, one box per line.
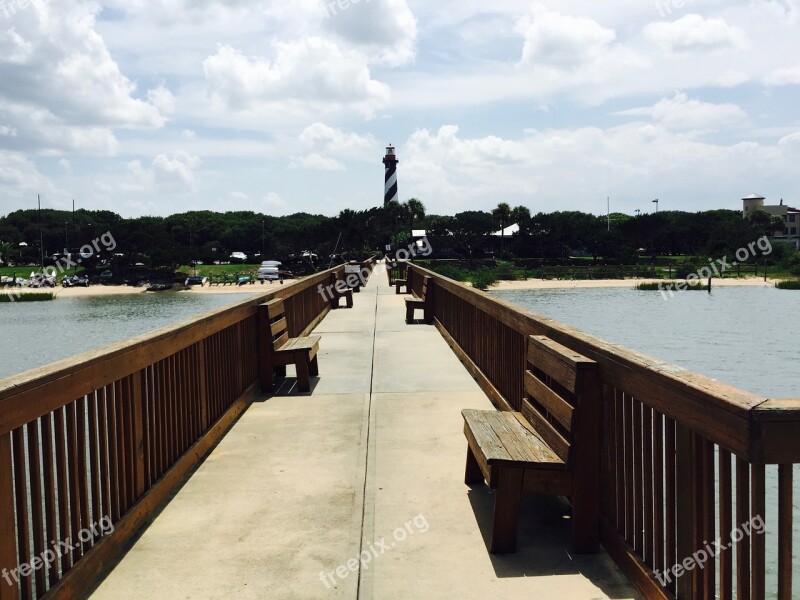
<box><xmin>386</xmin><ymin>261</ymin><xmax>406</xmax><ymax>287</ymax></box>
<box><xmin>329</xmin><ymin>273</ymin><xmax>353</xmax><ymax>309</ymax></box>
<box><xmin>462</xmin><ymin>335</ymin><xmax>601</xmax><ymax>553</ymax></box>
<box><xmin>405</xmin><ymin>276</ymin><xmax>433</xmax><ymax>324</ymax></box>
<box><xmin>259</xmin><ymin>299</ymin><xmax>321</xmax><ymax>393</ymax></box>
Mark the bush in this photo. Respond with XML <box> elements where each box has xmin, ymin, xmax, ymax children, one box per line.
<box><xmin>776</xmin><ymin>280</ymin><xmax>800</xmax><ymax>290</ymax></box>
<box><xmin>0</xmin><ymin>292</ymin><xmax>55</xmax><ymax>302</ymax></box>
<box><xmin>470</xmin><ymin>268</ymin><xmax>499</xmax><ymax>290</ymax></box>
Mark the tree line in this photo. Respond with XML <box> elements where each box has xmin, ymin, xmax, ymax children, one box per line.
<box><xmin>0</xmin><ymin>199</ymin><xmax>794</xmax><ymax>273</ymax></box>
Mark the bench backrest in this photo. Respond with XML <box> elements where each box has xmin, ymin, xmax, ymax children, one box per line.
<box><xmin>420</xmin><ymin>276</ymin><xmax>430</xmax><ymax>299</ymax></box>
<box><xmin>263</xmin><ymin>299</ymin><xmax>289</xmax><ymax>352</ymax></box>
<box><xmin>521</xmin><ymin>335</ymin><xmax>599</xmax><ymax>467</ymax></box>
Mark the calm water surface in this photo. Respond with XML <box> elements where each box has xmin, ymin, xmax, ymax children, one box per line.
<box><xmin>0</xmin><ymin>293</ymin><xmax>252</xmax><ymax>379</ymax></box>
<box><xmin>493</xmin><ymin>285</ymin><xmax>799</xmax><ymax>592</ymax></box>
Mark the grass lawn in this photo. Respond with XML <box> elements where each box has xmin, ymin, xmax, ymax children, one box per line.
<box><xmin>178</xmin><ymin>264</ymin><xmax>261</xmax><ymax>277</ymax></box>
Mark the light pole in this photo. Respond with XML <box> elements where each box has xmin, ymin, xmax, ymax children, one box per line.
<box><xmin>261</xmin><ymin>219</ymin><xmax>265</xmax><ymax>257</ymax></box>
<box><xmin>652</xmin><ymin>198</ymin><xmax>659</xmax><ymax>214</ymax></box>
<box><xmin>635</xmin><ymin>209</ymin><xmax>641</xmax><ymax>217</ymax></box>
<box><xmin>64</xmin><ymin>222</ymin><xmax>70</xmax><ymax>275</ymax></box>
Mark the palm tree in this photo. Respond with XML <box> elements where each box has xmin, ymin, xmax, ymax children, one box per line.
<box><xmin>405</xmin><ymin>198</ymin><xmax>426</xmax><ymax>232</ymax></box>
<box><xmin>492</xmin><ymin>203</ymin><xmax>512</xmax><ymax>257</ymax></box>
<box><xmin>512</xmin><ymin>206</ymin><xmax>531</xmax><ymax>235</ymax></box>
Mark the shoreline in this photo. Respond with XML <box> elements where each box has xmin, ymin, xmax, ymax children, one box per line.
<box><xmin>1</xmin><ymin>276</ymin><xmax>779</xmax><ymax>299</ymax></box>
<box><xmin>488</xmin><ymin>276</ymin><xmax>776</xmax><ymax>291</ymax></box>
<box><xmin>4</xmin><ymin>283</ymin><xmax>280</xmax><ymax>299</ymax></box>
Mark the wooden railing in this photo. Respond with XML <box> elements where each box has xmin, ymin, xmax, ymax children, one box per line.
<box><xmin>0</xmin><ymin>263</ymin><xmax>370</xmax><ymax>600</ymax></box>
<box><xmin>408</xmin><ymin>264</ymin><xmax>798</xmax><ymax>600</ymax></box>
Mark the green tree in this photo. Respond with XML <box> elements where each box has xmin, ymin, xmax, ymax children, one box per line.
<box><xmin>0</xmin><ymin>241</ymin><xmax>12</xmax><ymax>266</ymax></box>
<box><xmin>451</xmin><ymin>211</ymin><xmax>494</xmax><ymax>266</ymax></box>
<box><xmin>405</xmin><ymin>198</ymin><xmax>426</xmax><ymax>232</ymax></box>
<box><xmin>491</xmin><ymin>202</ymin><xmax>512</xmax><ymax>257</ymax></box>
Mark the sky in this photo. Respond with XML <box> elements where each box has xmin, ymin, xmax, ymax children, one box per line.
<box><xmin>0</xmin><ymin>0</ymin><xmax>799</xmax><ymax>218</ymax></box>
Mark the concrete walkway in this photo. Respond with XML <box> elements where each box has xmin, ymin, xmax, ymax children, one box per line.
<box><xmin>91</xmin><ymin>264</ymin><xmax>639</xmax><ymax>600</ymax></box>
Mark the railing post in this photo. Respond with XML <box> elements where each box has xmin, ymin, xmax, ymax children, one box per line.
<box><xmin>675</xmin><ymin>423</ymin><xmax>694</xmax><ymax>598</ymax></box>
<box><xmin>571</xmin><ymin>364</ymin><xmax>601</xmax><ymax>553</ymax></box>
<box><xmin>258</xmin><ymin>303</ymin><xmax>273</xmax><ymax>391</ymax></box>
<box><xmin>0</xmin><ymin>432</ymin><xmax>18</xmax><ymax>600</ymax></box>
<box><xmin>198</xmin><ymin>340</ymin><xmax>209</xmax><ymax>432</ymax></box>
<box><xmin>131</xmin><ymin>371</ymin><xmax>146</xmax><ymax>500</ymax></box>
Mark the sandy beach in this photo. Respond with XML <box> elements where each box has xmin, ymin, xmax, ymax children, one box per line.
<box><xmin>3</xmin><ymin>276</ymin><xmax>778</xmax><ymax>299</ymax></box>
<box><xmin>489</xmin><ymin>276</ymin><xmax>776</xmax><ymax>291</ymax></box>
<box><xmin>7</xmin><ymin>282</ymin><xmax>281</xmax><ymax>299</ymax></box>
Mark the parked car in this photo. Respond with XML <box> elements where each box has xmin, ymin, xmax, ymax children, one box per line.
<box><xmin>62</xmin><ymin>274</ymin><xmax>90</xmax><ymax>288</ymax></box>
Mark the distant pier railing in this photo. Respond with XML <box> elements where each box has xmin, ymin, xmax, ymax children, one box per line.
<box><xmin>408</xmin><ymin>263</ymin><xmax>798</xmax><ymax>600</ymax></box>
<box><xmin>0</xmin><ymin>257</ymin><xmax>377</xmax><ymax>600</ymax></box>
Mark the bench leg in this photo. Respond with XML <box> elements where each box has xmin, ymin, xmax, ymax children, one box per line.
<box><xmin>465</xmin><ymin>445</ymin><xmax>484</xmax><ymax>484</ymax></box>
<box><xmin>490</xmin><ymin>467</ymin><xmax>524</xmax><ymax>553</ymax></box>
<box><xmin>405</xmin><ymin>304</ymin><xmax>414</xmax><ymax>324</ymax></box>
<box><xmin>275</xmin><ymin>365</ymin><xmax>286</xmax><ymax>379</ymax></box>
<box><xmin>296</xmin><ymin>359</ymin><xmax>311</xmax><ymax>393</ymax></box>
<box><xmin>346</xmin><ymin>292</ymin><xmax>353</xmax><ymax>308</ymax></box>
<box><xmin>309</xmin><ymin>354</ymin><xmax>319</xmax><ymax>377</ymax></box>
<box><xmin>570</xmin><ymin>493</ymin><xmax>600</xmax><ymax>553</ymax></box>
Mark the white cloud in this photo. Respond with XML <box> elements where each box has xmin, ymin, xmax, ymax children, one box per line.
<box><xmin>324</xmin><ymin>0</ymin><xmax>418</xmax><ymax>67</ymax></box>
<box><xmin>262</xmin><ymin>192</ymin><xmax>289</xmax><ymax>213</ymax></box>
<box><xmin>152</xmin><ymin>151</ymin><xmax>200</xmax><ymax>193</ymax></box>
<box><xmin>291</xmin><ymin>153</ymin><xmax>346</xmax><ymax>171</ymax></box>
<box><xmin>291</xmin><ymin>122</ymin><xmax>373</xmax><ymax>170</ymax></box>
<box><xmin>644</xmin><ymin>14</ymin><xmax>746</xmax><ymax>55</ymax></box>
<box><xmin>764</xmin><ymin>64</ymin><xmax>800</xmax><ymax>86</ymax></box>
<box><xmin>119</xmin><ymin>151</ymin><xmax>200</xmax><ymax>194</ymax></box>
<box><xmin>401</xmin><ymin>123</ymin><xmax>791</xmax><ymax>215</ymax></box>
<box><xmin>616</xmin><ymin>93</ymin><xmax>748</xmax><ymax>131</ymax></box>
<box><xmin>0</xmin><ymin>2</ymin><xmax>168</xmax><ymax>155</ymax></box>
<box><xmin>147</xmin><ymin>85</ymin><xmax>176</xmax><ymax>115</ymax></box>
<box><xmin>298</xmin><ymin>122</ymin><xmax>372</xmax><ymax>155</ymax></box>
<box><xmin>517</xmin><ymin>7</ymin><xmax>616</xmax><ymax>70</ymax></box>
<box><xmin>202</xmin><ymin>38</ymin><xmax>390</xmax><ymax>117</ymax></box>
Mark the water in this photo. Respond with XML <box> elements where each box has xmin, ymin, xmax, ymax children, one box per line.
<box><xmin>492</xmin><ymin>285</ymin><xmax>800</xmax><ymax>593</ymax></box>
<box><xmin>0</xmin><ymin>293</ymin><xmax>252</xmax><ymax>380</ymax></box>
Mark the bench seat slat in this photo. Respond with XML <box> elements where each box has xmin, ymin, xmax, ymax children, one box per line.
<box><xmin>277</xmin><ymin>335</ymin><xmax>320</xmax><ymax>354</ymax></box>
<box><xmin>462</xmin><ymin>409</ymin><xmax>564</xmax><ymax>470</ymax></box>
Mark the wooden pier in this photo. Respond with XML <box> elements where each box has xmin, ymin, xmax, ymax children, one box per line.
<box><xmin>0</xmin><ymin>259</ymin><xmax>797</xmax><ymax>599</ymax></box>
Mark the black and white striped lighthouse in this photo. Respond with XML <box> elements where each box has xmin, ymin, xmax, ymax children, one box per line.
<box><xmin>383</xmin><ymin>144</ymin><xmax>399</xmax><ymax>206</ymax></box>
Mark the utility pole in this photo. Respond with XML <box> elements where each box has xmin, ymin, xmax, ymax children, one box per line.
<box><xmin>38</xmin><ymin>194</ymin><xmax>44</xmax><ymax>269</ymax></box>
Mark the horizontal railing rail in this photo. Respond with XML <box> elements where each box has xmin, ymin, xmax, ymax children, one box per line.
<box><xmin>408</xmin><ymin>263</ymin><xmax>798</xmax><ymax>600</ymax></box>
<box><xmin>0</xmin><ymin>263</ymin><xmax>364</xmax><ymax>600</ymax></box>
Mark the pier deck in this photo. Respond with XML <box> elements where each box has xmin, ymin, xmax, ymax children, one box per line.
<box><xmin>90</xmin><ymin>265</ymin><xmax>638</xmax><ymax>599</ymax></box>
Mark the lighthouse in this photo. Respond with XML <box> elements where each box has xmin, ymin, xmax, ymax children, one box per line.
<box><xmin>383</xmin><ymin>144</ymin><xmax>398</xmax><ymax>206</ymax></box>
